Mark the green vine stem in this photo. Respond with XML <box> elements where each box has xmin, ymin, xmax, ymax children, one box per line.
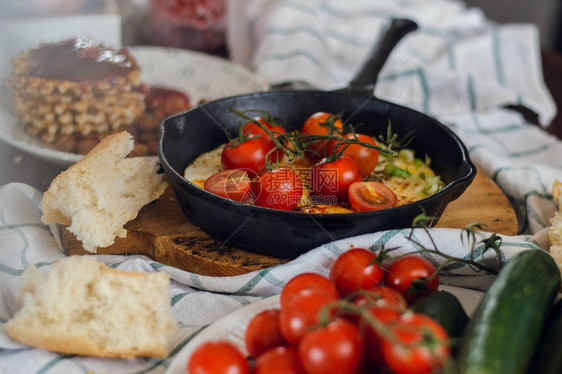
<box><xmin>227</xmin><ymin>107</ymin><xmax>413</xmax><ymax>170</ymax></box>
<box><xmin>375</xmin><ymin>213</ymin><xmax>502</xmax><ymax>279</ymax></box>
<box><xmin>315</xmin><ymin>299</ymin><xmax>450</xmax><ymax>350</ymax></box>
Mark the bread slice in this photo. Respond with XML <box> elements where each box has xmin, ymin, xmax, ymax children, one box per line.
<box><xmin>3</xmin><ymin>256</ymin><xmax>177</xmax><ymax>358</ymax></box>
<box><xmin>549</xmin><ymin>180</ymin><xmax>562</xmax><ymax>268</ymax></box>
<box><xmin>41</xmin><ymin>131</ymin><xmax>167</xmax><ymax>252</ymax></box>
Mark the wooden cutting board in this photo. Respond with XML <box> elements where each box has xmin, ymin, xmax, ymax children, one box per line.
<box><xmin>62</xmin><ymin>166</ymin><xmax>518</xmax><ymax>276</ymax></box>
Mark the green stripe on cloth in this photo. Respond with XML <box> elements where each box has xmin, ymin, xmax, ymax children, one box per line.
<box><xmin>37</xmin><ymin>355</ymin><xmax>77</xmax><ymax>374</ymax></box>
<box><xmin>0</xmin><ymin>264</ymin><xmax>24</xmax><ymax>276</ymax></box>
<box><xmin>492</xmin><ymin>166</ymin><xmax>551</xmax><ymax>192</ymax></box>
<box><xmin>447</xmin><ymin>44</ymin><xmax>456</xmax><ymax>70</ymax></box>
<box><xmin>370</xmin><ymin>229</ymin><xmax>406</xmax><ymax>251</ymax></box>
<box><xmin>264</xmin><ymin>26</ymin><xmax>328</xmax><ymax>46</ymax></box>
<box><xmin>492</xmin><ymin>29</ymin><xmax>506</xmax><ymax>86</ymax></box>
<box><xmin>417</xmin><ymin>67</ymin><xmax>430</xmax><ymax>113</ymax></box>
<box><xmin>467</xmin><ymin>76</ymin><xmax>477</xmax><ymax>112</ymax></box>
<box><xmin>262</xmin><ymin>50</ymin><xmax>325</xmax><ymax>67</ymax></box>
<box><xmin>235</xmin><ymin>267</ymin><xmax>283</xmax><ymax>294</ymax></box>
<box><xmin>462</xmin><ymin>123</ymin><xmax>526</xmax><ymax>135</ymax></box>
<box><xmin>469</xmin><ymin>143</ymin><xmax>552</xmax><ymax>158</ymax></box>
<box><xmin>264</xmin><ymin>26</ymin><xmax>372</xmax><ymax>48</ymax></box>
<box><xmin>282</xmin><ymin>0</ymin><xmax>316</xmax><ymax>15</ymax></box>
<box><xmin>319</xmin><ymin>1</ymin><xmax>396</xmax><ymax>19</ymax></box>
<box><xmin>0</xmin><ymin>223</ymin><xmax>49</xmax><ymax>231</ymax></box>
<box><xmin>170</xmin><ymin>292</ymin><xmax>189</xmax><ymax>307</ymax></box>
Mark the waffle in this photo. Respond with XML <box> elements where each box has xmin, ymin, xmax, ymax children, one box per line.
<box><xmin>8</xmin><ymin>38</ymin><xmax>146</xmax><ymax>145</ymax></box>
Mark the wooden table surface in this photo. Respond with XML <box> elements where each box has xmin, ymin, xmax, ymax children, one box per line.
<box><xmin>63</xmin><ymin>166</ymin><xmax>517</xmax><ymax>276</ymax></box>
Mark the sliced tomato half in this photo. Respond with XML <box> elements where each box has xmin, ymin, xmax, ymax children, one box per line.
<box><xmin>204</xmin><ymin>169</ymin><xmax>252</xmax><ymax>202</ymax></box>
<box><xmin>348</xmin><ymin>181</ymin><xmax>398</xmax><ymax>212</ymax></box>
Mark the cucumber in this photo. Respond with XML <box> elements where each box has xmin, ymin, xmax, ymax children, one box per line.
<box><xmin>527</xmin><ymin>298</ymin><xmax>562</xmax><ymax>374</ymax></box>
<box><xmin>456</xmin><ymin>250</ymin><xmax>560</xmax><ymax>374</ymax></box>
<box><xmin>411</xmin><ymin>290</ymin><xmax>469</xmax><ymax>338</ymax></box>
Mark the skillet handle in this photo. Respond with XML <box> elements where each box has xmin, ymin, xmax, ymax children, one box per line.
<box><xmin>347</xmin><ymin>18</ymin><xmax>418</xmax><ymax>97</ymax></box>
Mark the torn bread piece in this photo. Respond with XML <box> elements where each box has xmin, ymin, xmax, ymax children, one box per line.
<box><xmin>3</xmin><ymin>256</ymin><xmax>177</xmax><ymax>358</ymax></box>
<box><xmin>41</xmin><ymin>131</ymin><xmax>167</xmax><ymax>252</ymax></box>
<box><xmin>549</xmin><ymin>180</ymin><xmax>562</xmax><ymax>269</ymax></box>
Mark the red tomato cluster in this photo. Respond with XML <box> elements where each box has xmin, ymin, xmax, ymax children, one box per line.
<box><xmin>186</xmin><ymin>249</ymin><xmax>449</xmax><ymax>374</ymax></box>
<box><xmin>204</xmin><ymin>112</ymin><xmax>398</xmax><ymax>212</ymax></box>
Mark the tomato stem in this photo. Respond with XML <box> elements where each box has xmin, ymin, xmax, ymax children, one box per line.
<box><xmin>228</xmin><ymin>108</ymin><xmax>413</xmax><ymax>165</ymax></box>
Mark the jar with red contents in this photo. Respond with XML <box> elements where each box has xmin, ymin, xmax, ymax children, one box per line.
<box><xmin>150</xmin><ymin>0</ymin><xmax>226</xmax><ymax>54</ymax></box>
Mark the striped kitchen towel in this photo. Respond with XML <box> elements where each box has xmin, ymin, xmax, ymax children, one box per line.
<box><xmin>1</xmin><ymin>0</ymin><xmax>562</xmax><ymax>373</ymax></box>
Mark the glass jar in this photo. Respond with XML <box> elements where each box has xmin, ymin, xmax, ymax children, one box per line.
<box><xmin>150</xmin><ymin>0</ymin><xmax>226</xmax><ymax>54</ymax></box>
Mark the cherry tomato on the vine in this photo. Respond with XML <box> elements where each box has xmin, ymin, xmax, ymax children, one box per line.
<box><xmin>330</xmin><ymin>133</ymin><xmax>379</xmax><ymax>176</ymax></box>
<box><xmin>242</xmin><ymin>116</ymin><xmax>286</xmax><ymax>147</ymax></box>
<box><xmin>203</xmin><ymin>169</ymin><xmax>251</xmax><ymax>202</ymax></box>
<box><xmin>280</xmin><ymin>272</ymin><xmax>338</xmax><ymax>309</ymax></box>
<box><xmin>254</xmin><ymin>346</ymin><xmax>305</xmax><ymax>374</ymax></box>
<box><xmin>363</xmin><ymin>302</ymin><xmax>404</xmax><ymax>364</ymax></box>
<box><xmin>221</xmin><ymin>137</ymin><xmax>273</xmax><ymax>176</ymax></box>
<box><xmin>310</xmin><ymin>156</ymin><xmax>360</xmax><ymax>203</ymax></box>
<box><xmin>348</xmin><ymin>181</ymin><xmax>398</xmax><ymax>212</ymax></box>
<box><xmin>187</xmin><ymin>340</ymin><xmax>250</xmax><ymax>374</ymax></box>
<box><xmin>301</xmin><ymin>112</ymin><xmax>344</xmax><ymax>158</ymax></box>
<box><xmin>279</xmin><ymin>290</ymin><xmax>337</xmax><ymax>344</ymax></box>
<box><xmin>329</xmin><ymin>248</ymin><xmax>385</xmax><ymax>297</ymax></box>
<box><xmin>353</xmin><ymin>285</ymin><xmax>408</xmax><ymax>309</ymax></box>
<box><xmin>384</xmin><ymin>255</ymin><xmax>439</xmax><ymax>304</ymax></box>
<box><xmin>380</xmin><ymin>313</ymin><xmax>450</xmax><ymax>374</ymax></box>
<box><xmin>244</xmin><ymin>309</ymin><xmax>285</xmax><ymax>359</ymax></box>
<box><xmin>251</xmin><ymin>168</ymin><xmax>303</xmax><ymax>210</ymax></box>
<box><xmin>298</xmin><ymin>318</ymin><xmax>365</xmax><ymax>374</ymax></box>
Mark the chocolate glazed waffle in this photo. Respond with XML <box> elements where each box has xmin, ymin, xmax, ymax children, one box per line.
<box><xmin>8</xmin><ymin>38</ymin><xmax>193</xmax><ymax>156</ymax></box>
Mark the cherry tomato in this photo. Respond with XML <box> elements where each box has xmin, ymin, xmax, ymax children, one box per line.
<box><xmin>251</xmin><ymin>168</ymin><xmax>303</xmax><ymax>210</ymax></box>
<box><xmin>280</xmin><ymin>272</ymin><xmax>338</xmax><ymax>309</ymax></box>
<box><xmin>221</xmin><ymin>137</ymin><xmax>273</xmax><ymax>176</ymax></box>
<box><xmin>384</xmin><ymin>255</ymin><xmax>439</xmax><ymax>304</ymax></box>
<box><xmin>242</xmin><ymin>117</ymin><xmax>286</xmax><ymax>146</ymax></box>
<box><xmin>203</xmin><ymin>169</ymin><xmax>251</xmax><ymax>202</ymax></box>
<box><xmin>348</xmin><ymin>181</ymin><xmax>398</xmax><ymax>212</ymax></box>
<box><xmin>244</xmin><ymin>309</ymin><xmax>285</xmax><ymax>359</ymax></box>
<box><xmin>329</xmin><ymin>248</ymin><xmax>385</xmax><ymax>297</ymax></box>
<box><xmin>380</xmin><ymin>313</ymin><xmax>450</xmax><ymax>374</ymax></box>
<box><xmin>330</xmin><ymin>133</ymin><xmax>379</xmax><ymax>176</ymax></box>
<box><xmin>242</xmin><ymin>117</ymin><xmax>285</xmax><ymax>162</ymax></box>
<box><xmin>363</xmin><ymin>302</ymin><xmax>403</xmax><ymax>364</ymax></box>
<box><xmin>254</xmin><ymin>346</ymin><xmax>305</xmax><ymax>374</ymax></box>
<box><xmin>310</xmin><ymin>156</ymin><xmax>360</xmax><ymax>202</ymax></box>
<box><xmin>187</xmin><ymin>340</ymin><xmax>250</xmax><ymax>374</ymax></box>
<box><xmin>279</xmin><ymin>290</ymin><xmax>337</xmax><ymax>344</ymax></box>
<box><xmin>353</xmin><ymin>285</ymin><xmax>408</xmax><ymax>309</ymax></box>
<box><xmin>298</xmin><ymin>318</ymin><xmax>365</xmax><ymax>374</ymax></box>
<box><xmin>301</xmin><ymin>112</ymin><xmax>344</xmax><ymax>158</ymax></box>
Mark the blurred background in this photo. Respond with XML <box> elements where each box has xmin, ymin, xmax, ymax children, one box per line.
<box><xmin>1</xmin><ymin>0</ymin><xmax>561</xmax><ymax>138</ymax></box>
<box><xmin>1</xmin><ymin>0</ymin><xmax>562</xmax><ymax>52</ymax></box>
<box><xmin>464</xmin><ymin>0</ymin><xmax>562</xmax><ymax>52</ymax></box>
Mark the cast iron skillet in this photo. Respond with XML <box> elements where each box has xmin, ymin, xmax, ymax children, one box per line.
<box><xmin>158</xmin><ymin>19</ymin><xmax>476</xmax><ymax>259</ymax></box>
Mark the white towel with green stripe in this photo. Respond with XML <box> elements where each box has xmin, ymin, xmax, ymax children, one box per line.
<box><xmin>1</xmin><ymin>0</ymin><xmax>562</xmax><ymax>373</ymax></box>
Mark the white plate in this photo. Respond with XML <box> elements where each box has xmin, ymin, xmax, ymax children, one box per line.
<box><xmin>166</xmin><ymin>285</ymin><xmax>483</xmax><ymax>374</ymax></box>
<box><xmin>0</xmin><ymin>46</ymin><xmax>269</xmax><ymax>166</ymax></box>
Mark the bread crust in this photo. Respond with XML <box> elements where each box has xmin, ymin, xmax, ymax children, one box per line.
<box><xmin>5</xmin><ymin>324</ymin><xmax>169</xmax><ymax>358</ymax></box>
<box><xmin>3</xmin><ymin>256</ymin><xmax>176</xmax><ymax>358</ymax></box>
<box><xmin>41</xmin><ymin>131</ymin><xmax>167</xmax><ymax>252</ymax></box>
<box><xmin>41</xmin><ymin>131</ymin><xmax>133</xmax><ymax>225</ymax></box>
